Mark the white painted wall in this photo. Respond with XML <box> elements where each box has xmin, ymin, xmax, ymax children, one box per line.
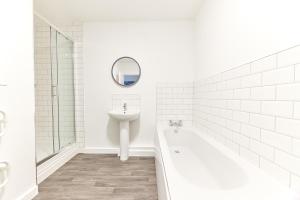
<box><xmin>0</xmin><ymin>0</ymin><xmax>37</xmax><ymax>199</ymax></box>
<box><xmin>195</xmin><ymin>0</ymin><xmax>300</xmax><ymax>79</ymax></box>
<box><xmin>83</xmin><ymin>21</ymin><xmax>195</xmax><ymax>149</ymax></box>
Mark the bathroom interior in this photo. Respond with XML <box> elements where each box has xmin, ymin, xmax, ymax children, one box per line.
<box><xmin>1</xmin><ymin>0</ymin><xmax>300</xmax><ymax>199</ymax></box>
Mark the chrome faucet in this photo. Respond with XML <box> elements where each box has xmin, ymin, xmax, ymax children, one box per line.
<box><xmin>169</xmin><ymin>120</ymin><xmax>183</xmax><ymax>128</ymax></box>
<box><xmin>122</xmin><ymin>102</ymin><xmax>127</xmax><ymax>114</ymax></box>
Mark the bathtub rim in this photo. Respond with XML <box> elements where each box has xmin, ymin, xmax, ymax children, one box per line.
<box><xmin>155</xmin><ymin>124</ymin><xmax>300</xmax><ymax>200</ymax></box>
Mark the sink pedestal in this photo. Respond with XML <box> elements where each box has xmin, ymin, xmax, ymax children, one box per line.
<box><xmin>108</xmin><ymin>110</ymin><xmax>140</xmax><ymax>161</ymax></box>
<box><xmin>120</xmin><ymin>121</ymin><xmax>129</xmax><ymax>161</ymax></box>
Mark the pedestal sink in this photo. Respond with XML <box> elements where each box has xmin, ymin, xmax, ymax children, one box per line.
<box><xmin>108</xmin><ymin>110</ymin><xmax>140</xmax><ymax>161</ymax></box>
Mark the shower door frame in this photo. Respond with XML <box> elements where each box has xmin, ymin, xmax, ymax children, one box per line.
<box><xmin>35</xmin><ymin>13</ymin><xmax>76</xmax><ymax>166</ymax></box>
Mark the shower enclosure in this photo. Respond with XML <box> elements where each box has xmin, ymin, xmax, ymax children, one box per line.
<box><xmin>34</xmin><ymin>16</ymin><xmax>76</xmax><ymax>164</ymax></box>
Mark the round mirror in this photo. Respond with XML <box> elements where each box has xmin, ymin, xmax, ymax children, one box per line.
<box><xmin>111</xmin><ymin>57</ymin><xmax>141</xmax><ymax>87</ymax></box>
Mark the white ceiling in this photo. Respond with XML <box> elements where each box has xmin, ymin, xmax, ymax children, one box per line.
<box><xmin>34</xmin><ymin>0</ymin><xmax>203</xmax><ymax>25</ymax></box>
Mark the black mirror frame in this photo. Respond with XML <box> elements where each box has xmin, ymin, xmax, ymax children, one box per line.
<box><xmin>111</xmin><ymin>56</ymin><xmax>141</xmax><ymax>87</ymax></box>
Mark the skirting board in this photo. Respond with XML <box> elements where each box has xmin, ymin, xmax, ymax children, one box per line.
<box><xmin>80</xmin><ymin>147</ymin><xmax>156</xmax><ymax>157</ymax></box>
<box><xmin>16</xmin><ymin>185</ymin><xmax>38</xmax><ymax>200</ymax></box>
<box><xmin>37</xmin><ymin>144</ymin><xmax>79</xmax><ymax>184</ymax></box>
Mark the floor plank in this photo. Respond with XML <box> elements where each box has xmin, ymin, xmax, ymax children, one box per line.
<box><xmin>34</xmin><ymin>154</ymin><xmax>158</xmax><ymax>200</ymax></box>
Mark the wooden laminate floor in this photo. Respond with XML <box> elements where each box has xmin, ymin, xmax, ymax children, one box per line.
<box><xmin>34</xmin><ymin>154</ymin><xmax>158</xmax><ymax>200</ymax></box>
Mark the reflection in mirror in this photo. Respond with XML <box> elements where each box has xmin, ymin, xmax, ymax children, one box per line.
<box><xmin>111</xmin><ymin>57</ymin><xmax>141</xmax><ymax>87</ymax></box>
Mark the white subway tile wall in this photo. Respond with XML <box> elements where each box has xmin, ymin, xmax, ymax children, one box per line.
<box><xmin>193</xmin><ymin>45</ymin><xmax>300</xmax><ymax>189</ymax></box>
<box><xmin>112</xmin><ymin>94</ymin><xmax>141</xmax><ymax>111</ymax></box>
<box><xmin>156</xmin><ymin>82</ymin><xmax>193</xmax><ymax>127</ymax></box>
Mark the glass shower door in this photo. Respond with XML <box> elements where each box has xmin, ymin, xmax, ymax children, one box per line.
<box><xmin>50</xmin><ymin>28</ymin><xmax>61</xmax><ymax>154</ymax></box>
<box><xmin>56</xmin><ymin>32</ymin><xmax>76</xmax><ymax>149</ymax></box>
<box><xmin>35</xmin><ymin>16</ymin><xmax>76</xmax><ymax>164</ymax></box>
<box><xmin>34</xmin><ymin>18</ymin><xmax>56</xmax><ymax>163</ymax></box>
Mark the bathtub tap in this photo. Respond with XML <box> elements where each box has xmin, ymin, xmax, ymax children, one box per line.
<box><xmin>169</xmin><ymin>120</ymin><xmax>182</xmax><ymax>132</ymax></box>
<box><xmin>169</xmin><ymin>120</ymin><xmax>182</xmax><ymax>127</ymax></box>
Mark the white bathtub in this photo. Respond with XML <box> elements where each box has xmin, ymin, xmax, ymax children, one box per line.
<box><xmin>155</xmin><ymin>126</ymin><xmax>300</xmax><ymax>200</ymax></box>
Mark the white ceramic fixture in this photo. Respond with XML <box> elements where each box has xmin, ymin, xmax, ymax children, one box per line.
<box><xmin>108</xmin><ymin>110</ymin><xmax>140</xmax><ymax>161</ymax></box>
<box><xmin>155</xmin><ymin>126</ymin><xmax>300</xmax><ymax>200</ymax></box>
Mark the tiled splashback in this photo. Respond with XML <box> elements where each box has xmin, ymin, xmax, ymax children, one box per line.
<box><xmin>112</xmin><ymin>94</ymin><xmax>140</xmax><ymax>111</ymax></box>
<box><xmin>156</xmin><ymin>82</ymin><xmax>193</xmax><ymax>127</ymax></box>
<box><xmin>193</xmin><ymin>45</ymin><xmax>300</xmax><ymax>190</ymax></box>
<box><xmin>155</xmin><ymin>46</ymin><xmax>300</xmax><ymax>190</ymax></box>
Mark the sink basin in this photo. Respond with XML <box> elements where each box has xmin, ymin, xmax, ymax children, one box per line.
<box><xmin>108</xmin><ymin>110</ymin><xmax>140</xmax><ymax>161</ymax></box>
<box><xmin>108</xmin><ymin>110</ymin><xmax>140</xmax><ymax>121</ymax></box>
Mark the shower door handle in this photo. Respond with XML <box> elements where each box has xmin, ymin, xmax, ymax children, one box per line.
<box><xmin>0</xmin><ymin>162</ymin><xmax>9</xmax><ymax>189</ymax></box>
<box><xmin>0</xmin><ymin>111</ymin><xmax>6</xmax><ymax>137</ymax></box>
<box><xmin>52</xmin><ymin>86</ymin><xmax>57</xmax><ymax>97</ymax></box>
